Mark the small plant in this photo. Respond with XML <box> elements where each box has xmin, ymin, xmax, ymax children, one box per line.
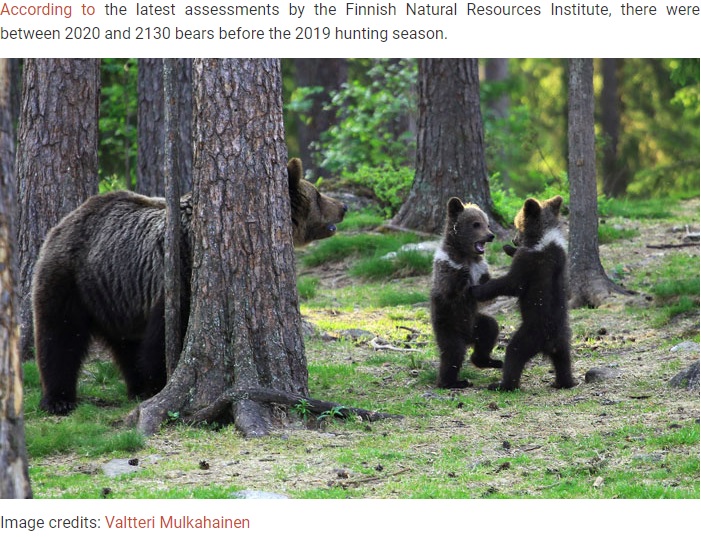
<box><xmin>292</xmin><ymin>399</ymin><xmax>313</xmax><ymax>421</ymax></box>
<box><xmin>318</xmin><ymin>405</ymin><xmax>349</xmax><ymax>422</ymax></box>
<box><xmin>166</xmin><ymin>410</ymin><xmax>181</xmax><ymax>423</ymax></box>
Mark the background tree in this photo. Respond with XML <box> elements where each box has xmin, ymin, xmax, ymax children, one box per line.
<box><xmin>291</xmin><ymin>59</ymin><xmax>347</xmax><ymax>179</ymax></box>
<box><xmin>136</xmin><ymin>58</ymin><xmax>192</xmax><ymax>196</ymax></box>
<box><xmin>0</xmin><ymin>58</ymin><xmax>32</xmax><ymax>499</ymax></box>
<box><xmin>600</xmin><ymin>58</ymin><xmax>628</xmax><ymax>197</ymax></box>
<box><xmin>132</xmin><ymin>59</ymin><xmax>306</xmax><ymax>437</ymax></box>
<box><xmin>391</xmin><ymin>59</ymin><xmax>502</xmax><ymax>234</ymax></box>
<box><xmin>17</xmin><ymin>59</ymin><xmax>100</xmax><ymax>361</ymax></box>
<box><xmin>567</xmin><ymin>58</ymin><xmax>629</xmax><ymax>308</ymax></box>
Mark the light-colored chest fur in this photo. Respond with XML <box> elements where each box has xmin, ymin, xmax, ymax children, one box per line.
<box><xmin>533</xmin><ymin>228</ymin><xmax>567</xmax><ymax>252</ymax></box>
<box><xmin>433</xmin><ymin>246</ymin><xmax>489</xmax><ymax>285</ymax></box>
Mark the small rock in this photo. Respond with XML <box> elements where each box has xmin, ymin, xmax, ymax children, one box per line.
<box><xmin>102</xmin><ymin>459</ymin><xmax>143</xmax><ymax>477</ymax></box>
<box><xmin>669</xmin><ymin>360</ymin><xmax>700</xmax><ymax>391</ymax></box>
<box><xmin>338</xmin><ymin>329</ymin><xmax>375</xmax><ymax>341</ymax></box>
<box><xmin>585</xmin><ymin>367</ymin><xmax>621</xmax><ymax>383</ymax></box>
<box><xmin>670</xmin><ymin>341</ymin><xmax>699</xmax><ymax>354</ymax></box>
<box><xmin>230</xmin><ymin>490</ymin><xmax>289</xmax><ymax>499</ymax></box>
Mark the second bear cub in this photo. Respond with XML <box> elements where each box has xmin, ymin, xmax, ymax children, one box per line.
<box><xmin>470</xmin><ymin>195</ymin><xmax>575</xmax><ymax>391</ymax></box>
<box><xmin>431</xmin><ymin>197</ymin><xmax>502</xmax><ymax>389</ymax></box>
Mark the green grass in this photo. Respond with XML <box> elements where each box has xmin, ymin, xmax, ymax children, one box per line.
<box><xmin>349</xmin><ymin>249</ymin><xmax>434</xmax><ymax>280</ymax></box>
<box><xmin>598</xmin><ymin>223</ymin><xmax>640</xmax><ymax>244</ymax></box>
<box><xmin>300</xmin><ymin>232</ymin><xmax>420</xmax><ymax>268</ymax></box>
<box><xmin>297</xmin><ymin>275</ymin><xmax>320</xmax><ymax>300</ymax></box>
<box><xmin>598</xmin><ymin>196</ymin><xmax>676</xmax><ymax>219</ymax></box>
<box><xmin>337</xmin><ymin>208</ymin><xmax>385</xmax><ymax>232</ymax></box>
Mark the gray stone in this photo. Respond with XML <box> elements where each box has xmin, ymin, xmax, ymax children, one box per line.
<box><xmin>230</xmin><ymin>490</ymin><xmax>288</xmax><ymax>499</ymax></box>
<box><xmin>670</xmin><ymin>341</ymin><xmax>699</xmax><ymax>354</ymax></box>
<box><xmin>584</xmin><ymin>367</ymin><xmax>621</xmax><ymax>384</ymax></box>
<box><xmin>102</xmin><ymin>458</ymin><xmax>142</xmax><ymax>477</ymax></box>
<box><xmin>669</xmin><ymin>360</ymin><xmax>700</xmax><ymax>391</ymax></box>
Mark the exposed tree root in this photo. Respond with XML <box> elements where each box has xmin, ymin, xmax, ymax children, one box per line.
<box><xmin>127</xmin><ymin>386</ymin><xmax>402</xmax><ymax>438</ymax></box>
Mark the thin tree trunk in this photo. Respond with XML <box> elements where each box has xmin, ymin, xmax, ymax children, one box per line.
<box><xmin>601</xmin><ymin>58</ymin><xmax>629</xmax><ymax>198</ymax></box>
<box><xmin>137</xmin><ymin>59</ymin><xmax>192</xmax><ymax>196</ymax></box>
<box><xmin>0</xmin><ymin>58</ymin><xmax>32</xmax><ymax>499</ymax></box>
<box><xmin>16</xmin><ymin>59</ymin><xmax>100</xmax><ymax>362</ymax></box>
<box><xmin>568</xmin><ymin>59</ymin><xmax>630</xmax><ymax>308</ymax></box>
<box><xmin>163</xmin><ymin>59</ymin><xmax>182</xmax><ymax>378</ymax></box>
<box><xmin>391</xmin><ymin>59</ymin><xmax>503</xmax><ymax>235</ymax></box>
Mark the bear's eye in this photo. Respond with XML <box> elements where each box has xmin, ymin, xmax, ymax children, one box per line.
<box><xmin>473</xmin><ymin>222</ymin><xmax>481</xmax><ymax>229</ymax></box>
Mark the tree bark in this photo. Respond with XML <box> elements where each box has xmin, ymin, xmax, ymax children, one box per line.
<box><xmin>132</xmin><ymin>59</ymin><xmax>306</xmax><ymax>437</ymax></box>
<box><xmin>292</xmin><ymin>59</ymin><xmax>347</xmax><ymax>179</ymax></box>
<box><xmin>391</xmin><ymin>59</ymin><xmax>503</xmax><ymax>235</ymax></box>
<box><xmin>600</xmin><ymin>58</ymin><xmax>629</xmax><ymax>198</ymax></box>
<box><xmin>16</xmin><ymin>59</ymin><xmax>100</xmax><ymax>362</ymax></box>
<box><xmin>136</xmin><ymin>59</ymin><xmax>192</xmax><ymax>196</ymax></box>
<box><xmin>567</xmin><ymin>59</ymin><xmax>630</xmax><ymax>308</ymax></box>
<box><xmin>0</xmin><ymin>58</ymin><xmax>32</xmax><ymax>499</ymax></box>
<box><xmin>162</xmin><ymin>59</ymin><xmax>182</xmax><ymax>378</ymax></box>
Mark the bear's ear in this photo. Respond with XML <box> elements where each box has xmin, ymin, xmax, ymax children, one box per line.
<box><xmin>447</xmin><ymin>197</ymin><xmax>465</xmax><ymax>219</ymax></box>
<box><xmin>287</xmin><ymin>158</ymin><xmax>303</xmax><ymax>191</ymax></box>
<box><xmin>546</xmin><ymin>195</ymin><xmax>563</xmax><ymax>214</ymax></box>
<box><xmin>523</xmin><ymin>198</ymin><xmax>541</xmax><ymax>218</ymax></box>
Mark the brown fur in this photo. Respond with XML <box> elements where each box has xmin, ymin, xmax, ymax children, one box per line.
<box><xmin>470</xmin><ymin>196</ymin><xmax>575</xmax><ymax>391</ymax></box>
<box><xmin>34</xmin><ymin>158</ymin><xmax>346</xmax><ymax>415</ymax></box>
<box><xmin>431</xmin><ymin>198</ymin><xmax>502</xmax><ymax>389</ymax></box>
<box><xmin>287</xmin><ymin>158</ymin><xmax>347</xmax><ymax>246</ymax></box>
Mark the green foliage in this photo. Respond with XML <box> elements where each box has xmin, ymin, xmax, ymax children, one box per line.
<box><xmin>345</xmin><ymin>165</ymin><xmax>414</xmax><ymax>218</ymax></box>
<box><xmin>337</xmin><ymin>208</ymin><xmax>386</xmax><ymax>232</ymax></box>
<box><xmin>99</xmin><ymin>59</ymin><xmax>138</xmax><ymax>190</ymax></box>
<box><xmin>315</xmin><ymin>59</ymin><xmax>417</xmax><ymax>174</ymax></box>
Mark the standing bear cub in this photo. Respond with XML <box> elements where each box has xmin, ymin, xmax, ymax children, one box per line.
<box><xmin>431</xmin><ymin>197</ymin><xmax>502</xmax><ymax>389</ymax></box>
<box><xmin>33</xmin><ymin>158</ymin><xmax>347</xmax><ymax>415</ymax></box>
<box><xmin>470</xmin><ymin>195</ymin><xmax>575</xmax><ymax>391</ymax></box>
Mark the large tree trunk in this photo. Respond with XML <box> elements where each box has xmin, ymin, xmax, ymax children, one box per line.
<box><xmin>0</xmin><ymin>58</ymin><xmax>32</xmax><ymax>499</ymax></box>
<box><xmin>568</xmin><ymin>59</ymin><xmax>629</xmax><ymax>308</ymax></box>
<box><xmin>391</xmin><ymin>59</ymin><xmax>503</xmax><ymax>235</ymax></box>
<box><xmin>292</xmin><ymin>59</ymin><xmax>347</xmax><ymax>179</ymax></box>
<box><xmin>16</xmin><ymin>59</ymin><xmax>100</xmax><ymax>362</ymax></box>
<box><xmin>136</xmin><ymin>58</ymin><xmax>192</xmax><ymax>196</ymax></box>
<box><xmin>132</xmin><ymin>59</ymin><xmax>306</xmax><ymax>437</ymax></box>
<box><xmin>600</xmin><ymin>58</ymin><xmax>629</xmax><ymax>198</ymax></box>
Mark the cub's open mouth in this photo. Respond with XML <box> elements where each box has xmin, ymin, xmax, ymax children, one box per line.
<box><xmin>474</xmin><ymin>241</ymin><xmax>486</xmax><ymax>254</ymax></box>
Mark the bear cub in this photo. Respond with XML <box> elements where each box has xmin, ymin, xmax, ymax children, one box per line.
<box><xmin>33</xmin><ymin>158</ymin><xmax>347</xmax><ymax>415</ymax></box>
<box><xmin>431</xmin><ymin>197</ymin><xmax>502</xmax><ymax>389</ymax></box>
<box><xmin>470</xmin><ymin>195</ymin><xmax>575</xmax><ymax>391</ymax></box>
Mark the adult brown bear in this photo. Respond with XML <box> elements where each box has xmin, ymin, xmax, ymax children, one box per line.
<box><xmin>33</xmin><ymin>158</ymin><xmax>346</xmax><ymax>415</ymax></box>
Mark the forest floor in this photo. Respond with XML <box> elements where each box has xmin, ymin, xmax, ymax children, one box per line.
<box><xmin>25</xmin><ymin>196</ymin><xmax>699</xmax><ymax>499</ymax></box>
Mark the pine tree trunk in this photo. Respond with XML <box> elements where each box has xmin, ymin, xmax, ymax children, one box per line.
<box><xmin>133</xmin><ymin>59</ymin><xmax>306</xmax><ymax>437</ymax></box>
<box><xmin>16</xmin><ymin>59</ymin><xmax>100</xmax><ymax>362</ymax></box>
<box><xmin>0</xmin><ymin>58</ymin><xmax>32</xmax><ymax>499</ymax></box>
<box><xmin>391</xmin><ymin>59</ymin><xmax>503</xmax><ymax>235</ymax></box>
<box><xmin>568</xmin><ymin>59</ymin><xmax>629</xmax><ymax>308</ymax></box>
<box><xmin>162</xmin><ymin>59</ymin><xmax>182</xmax><ymax>378</ymax></box>
<box><xmin>136</xmin><ymin>59</ymin><xmax>192</xmax><ymax>196</ymax></box>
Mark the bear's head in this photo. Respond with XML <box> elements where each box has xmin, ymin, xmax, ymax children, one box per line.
<box><xmin>288</xmin><ymin>158</ymin><xmax>348</xmax><ymax>247</ymax></box>
<box><xmin>512</xmin><ymin>195</ymin><xmax>565</xmax><ymax>250</ymax></box>
<box><xmin>443</xmin><ymin>197</ymin><xmax>495</xmax><ymax>261</ymax></box>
